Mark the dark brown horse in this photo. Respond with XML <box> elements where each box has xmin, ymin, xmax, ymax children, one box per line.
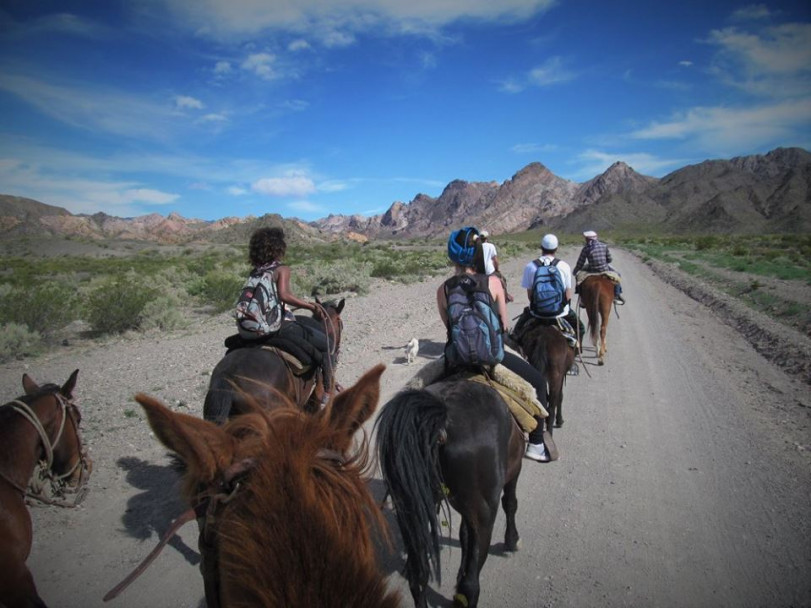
<box><xmin>376</xmin><ymin>378</ymin><xmax>524</xmax><ymax>608</ymax></box>
<box><xmin>513</xmin><ymin>322</ymin><xmax>574</xmax><ymax>433</ymax></box>
<box><xmin>132</xmin><ymin>364</ymin><xmax>399</xmax><ymax>608</ymax></box>
<box><xmin>578</xmin><ymin>275</ymin><xmax>614</xmax><ymax>365</ymax></box>
<box><xmin>204</xmin><ymin>299</ymin><xmax>345</xmax><ymax>423</ymax></box>
<box><xmin>0</xmin><ymin>370</ymin><xmax>92</xmax><ymax>608</ymax></box>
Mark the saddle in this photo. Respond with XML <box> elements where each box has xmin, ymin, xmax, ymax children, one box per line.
<box><xmin>405</xmin><ymin>351</ymin><xmax>548</xmax><ymax>434</ymax></box>
<box><xmin>223</xmin><ymin>333</ymin><xmax>322</xmax><ymax>378</ymax></box>
<box><xmin>513</xmin><ymin>311</ymin><xmax>579</xmax><ymax>351</ymax></box>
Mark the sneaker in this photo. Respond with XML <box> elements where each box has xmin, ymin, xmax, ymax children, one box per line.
<box><xmin>567</xmin><ymin>363</ymin><xmax>579</xmax><ymax>376</ymax></box>
<box><xmin>615</xmin><ymin>294</ymin><xmax>626</xmax><ymax>305</ymax></box>
<box><xmin>524</xmin><ymin>442</ymin><xmax>550</xmax><ymax>463</ymax></box>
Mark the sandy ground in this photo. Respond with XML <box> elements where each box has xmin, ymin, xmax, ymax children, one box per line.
<box><xmin>1</xmin><ymin>248</ymin><xmax>809</xmax><ymax>608</ymax></box>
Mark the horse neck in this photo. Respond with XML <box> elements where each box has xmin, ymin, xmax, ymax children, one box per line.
<box><xmin>0</xmin><ymin>396</ymin><xmax>62</xmax><ymax>487</ymax></box>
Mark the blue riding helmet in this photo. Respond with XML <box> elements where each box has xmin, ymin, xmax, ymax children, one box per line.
<box><xmin>447</xmin><ymin>227</ymin><xmax>479</xmax><ymax>266</ymax></box>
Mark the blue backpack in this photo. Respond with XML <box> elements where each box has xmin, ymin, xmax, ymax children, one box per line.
<box><xmin>531</xmin><ymin>258</ymin><xmax>566</xmax><ymax>317</ymax></box>
<box><xmin>444</xmin><ymin>274</ymin><xmax>504</xmax><ymax>369</ymax></box>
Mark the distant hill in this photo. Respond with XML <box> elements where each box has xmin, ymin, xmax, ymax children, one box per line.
<box><xmin>1</xmin><ymin>147</ymin><xmax>808</xmax><ymax>244</ymax></box>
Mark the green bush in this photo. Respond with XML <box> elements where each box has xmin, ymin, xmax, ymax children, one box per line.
<box><xmin>84</xmin><ymin>276</ymin><xmax>158</xmax><ymax>334</ymax></box>
<box><xmin>0</xmin><ymin>281</ymin><xmax>80</xmax><ymax>337</ymax></box>
<box><xmin>192</xmin><ymin>270</ymin><xmax>243</xmax><ymax>313</ymax></box>
<box><xmin>140</xmin><ymin>294</ymin><xmax>189</xmax><ymax>331</ymax></box>
<box><xmin>0</xmin><ymin>323</ymin><xmax>42</xmax><ymax>362</ymax></box>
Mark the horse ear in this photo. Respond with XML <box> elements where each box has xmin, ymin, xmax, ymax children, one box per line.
<box><xmin>327</xmin><ymin>364</ymin><xmax>385</xmax><ymax>447</ymax></box>
<box><xmin>336</xmin><ymin>298</ymin><xmax>345</xmax><ymax>314</ymax></box>
<box><xmin>61</xmin><ymin>369</ymin><xmax>80</xmax><ymax>400</ymax></box>
<box><xmin>22</xmin><ymin>373</ymin><xmax>39</xmax><ymax>394</ymax></box>
<box><xmin>135</xmin><ymin>393</ymin><xmax>234</xmax><ymax>483</ymax></box>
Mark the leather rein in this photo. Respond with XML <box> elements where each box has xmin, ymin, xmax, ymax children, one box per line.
<box><xmin>0</xmin><ymin>392</ymin><xmax>91</xmax><ymax>507</ymax></box>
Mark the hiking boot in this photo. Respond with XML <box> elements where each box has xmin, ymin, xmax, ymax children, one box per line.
<box><xmin>567</xmin><ymin>363</ymin><xmax>579</xmax><ymax>376</ymax></box>
<box><xmin>524</xmin><ymin>442</ymin><xmax>550</xmax><ymax>463</ymax></box>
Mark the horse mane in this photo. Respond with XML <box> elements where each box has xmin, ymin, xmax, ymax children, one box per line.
<box><xmin>198</xmin><ymin>404</ymin><xmax>397</xmax><ymax>607</ymax></box>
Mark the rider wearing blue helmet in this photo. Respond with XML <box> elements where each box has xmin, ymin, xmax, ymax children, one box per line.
<box><xmin>438</xmin><ymin>227</ymin><xmax>557</xmax><ymax>463</ymax></box>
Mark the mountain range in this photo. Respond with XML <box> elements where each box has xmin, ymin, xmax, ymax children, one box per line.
<box><xmin>1</xmin><ymin>147</ymin><xmax>808</xmax><ymax>244</ymax></box>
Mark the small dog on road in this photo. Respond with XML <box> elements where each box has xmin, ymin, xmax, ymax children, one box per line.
<box><xmin>405</xmin><ymin>338</ymin><xmax>419</xmax><ymax>364</ymax></box>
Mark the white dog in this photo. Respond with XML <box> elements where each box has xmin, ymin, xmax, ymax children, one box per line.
<box><xmin>405</xmin><ymin>338</ymin><xmax>419</xmax><ymax>364</ymax></box>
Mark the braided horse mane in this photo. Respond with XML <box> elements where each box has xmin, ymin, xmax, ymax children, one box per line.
<box><xmin>136</xmin><ymin>364</ymin><xmax>400</xmax><ymax>608</ymax></box>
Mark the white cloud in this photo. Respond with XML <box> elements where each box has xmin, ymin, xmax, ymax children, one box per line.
<box><xmin>252</xmin><ymin>174</ymin><xmax>316</xmax><ymax>196</ymax></box>
<box><xmin>288</xmin><ymin>39</ymin><xmax>311</xmax><ymax>52</ymax></box>
<box><xmin>730</xmin><ymin>4</ymin><xmax>772</xmax><ymax>22</ymax></box>
<box><xmin>631</xmin><ymin>99</ymin><xmax>811</xmax><ymax>151</ymax></box>
<box><xmin>227</xmin><ymin>186</ymin><xmax>248</xmax><ymax>196</ymax></box>
<box><xmin>157</xmin><ymin>0</ymin><xmax>557</xmax><ymax>43</ymax></box>
<box><xmin>174</xmin><ymin>95</ymin><xmax>204</xmax><ymax>109</ymax></box>
<box><xmin>709</xmin><ymin>23</ymin><xmax>811</xmax><ymax>75</ymax></box>
<box><xmin>241</xmin><ymin>52</ymin><xmax>280</xmax><ymax>80</ymax></box>
<box><xmin>200</xmin><ymin>112</ymin><xmax>228</xmax><ymax>122</ymax></box>
<box><xmin>528</xmin><ymin>56</ymin><xmax>575</xmax><ymax>86</ymax></box>
<box><xmin>0</xmin><ymin>73</ymin><xmax>183</xmax><ymax>141</ymax></box>
<box><xmin>214</xmin><ymin>60</ymin><xmax>232</xmax><ymax>74</ymax></box>
<box><xmin>678</xmin><ymin>60</ymin><xmax>693</xmax><ymax>67</ymax></box>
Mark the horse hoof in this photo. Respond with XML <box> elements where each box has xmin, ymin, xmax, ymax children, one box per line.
<box><xmin>555</xmin><ymin>420</ymin><xmax>564</xmax><ymax>428</ymax></box>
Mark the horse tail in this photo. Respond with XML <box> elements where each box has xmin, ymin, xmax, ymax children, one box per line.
<box><xmin>375</xmin><ymin>389</ymin><xmax>448</xmax><ymax>588</ymax></box>
<box><xmin>203</xmin><ymin>380</ymin><xmax>235</xmax><ymax>424</ymax></box>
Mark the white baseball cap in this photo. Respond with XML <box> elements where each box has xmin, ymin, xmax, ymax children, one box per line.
<box><xmin>480</xmin><ymin>230</ymin><xmax>490</xmax><ymax>238</ymax></box>
<box><xmin>541</xmin><ymin>234</ymin><xmax>558</xmax><ymax>250</ymax></box>
<box><xmin>583</xmin><ymin>230</ymin><xmax>597</xmax><ymax>239</ymax></box>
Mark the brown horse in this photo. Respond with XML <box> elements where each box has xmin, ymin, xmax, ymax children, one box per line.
<box><xmin>133</xmin><ymin>364</ymin><xmax>400</xmax><ymax>608</ymax></box>
<box><xmin>578</xmin><ymin>275</ymin><xmax>614</xmax><ymax>365</ymax></box>
<box><xmin>204</xmin><ymin>299</ymin><xmax>345</xmax><ymax>423</ymax></box>
<box><xmin>513</xmin><ymin>322</ymin><xmax>574</xmax><ymax>433</ymax></box>
<box><xmin>0</xmin><ymin>370</ymin><xmax>92</xmax><ymax>608</ymax></box>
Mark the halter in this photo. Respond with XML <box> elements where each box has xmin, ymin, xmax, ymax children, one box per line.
<box><xmin>0</xmin><ymin>392</ymin><xmax>91</xmax><ymax>507</ymax></box>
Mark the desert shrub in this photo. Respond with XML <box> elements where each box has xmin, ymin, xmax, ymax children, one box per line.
<box><xmin>140</xmin><ymin>294</ymin><xmax>189</xmax><ymax>331</ymax></box>
<box><xmin>84</xmin><ymin>275</ymin><xmax>158</xmax><ymax>334</ymax></box>
<box><xmin>0</xmin><ymin>281</ymin><xmax>80</xmax><ymax>337</ymax></box>
<box><xmin>295</xmin><ymin>260</ymin><xmax>373</xmax><ymax>296</ymax></box>
<box><xmin>0</xmin><ymin>323</ymin><xmax>42</xmax><ymax>362</ymax></box>
<box><xmin>189</xmin><ymin>269</ymin><xmax>243</xmax><ymax>313</ymax></box>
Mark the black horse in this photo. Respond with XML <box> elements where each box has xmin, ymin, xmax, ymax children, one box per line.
<box><xmin>375</xmin><ymin>378</ymin><xmax>524</xmax><ymax>608</ymax></box>
<box><xmin>203</xmin><ymin>299</ymin><xmax>344</xmax><ymax>423</ymax></box>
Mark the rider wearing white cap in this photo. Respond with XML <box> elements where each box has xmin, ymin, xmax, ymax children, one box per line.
<box><xmin>573</xmin><ymin>230</ymin><xmax>625</xmax><ymax>304</ymax></box>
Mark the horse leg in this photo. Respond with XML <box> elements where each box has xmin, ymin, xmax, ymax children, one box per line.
<box><xmin>406</xmin><ymin>560</ymin><xmax>430</xmax><ymax>608</ymax></box>
<box><xmin>549</xmin><ymin>370</ymin><xmax>565</xmax><ymax>428</ymax></box>
<box><xmin>0</xmin><ymin>562</ymin><xmax>46</xmax><ymax>608</ymax></box>
<box><xmin>454</xmin><ymin>497</ymin><xmax>498</xmax><ymax>608</ymax></box>
<box><xmin>501</xmin><ymin>475</ymin><xmax>520</xmax><ymax>552</ymax></box>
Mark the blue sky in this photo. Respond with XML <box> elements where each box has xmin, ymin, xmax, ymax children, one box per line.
<box><xmin>0</xmin><ymin>1</ymin><xmax>809</xmax><ymax>222</ymax></box>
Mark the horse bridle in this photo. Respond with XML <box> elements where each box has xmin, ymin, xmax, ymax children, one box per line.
<box><xmin>0</xmin><ymin>392</ymin><xmax>91</xmax><ymax>507</ymax></box>
<box><xmin>104</xmin><ymin>449</ymin><xmax>345</xmax><ymax>604</ymax></box>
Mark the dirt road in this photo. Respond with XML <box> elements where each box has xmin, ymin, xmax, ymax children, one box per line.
<box><xmin>2</xmin><ymin>248</ymin><xmax>809</xmax><ymax>607</ymax></box>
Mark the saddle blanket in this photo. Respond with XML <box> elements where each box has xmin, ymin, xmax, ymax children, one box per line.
<box><xmin>405</xmin><ymin>349</ymin><xmax>548</xmax><ymax>433</ymax></box>
<box><xmin>576</xmin><ymin>270</ymin><xmax>621</xmax><ymax>284</ymax></box>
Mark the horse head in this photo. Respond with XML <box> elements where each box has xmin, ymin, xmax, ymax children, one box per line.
<box><xmin>315</xmin><ymin>297</ymin><xmax>345</xmax><ymax>357</ymax></box>
<box><xmin>135</xmin><ymin>363</ymin><xmax>397</xmax><ymax>607</ymax></box>
<box><xmin>19</xmin><ymin>369</ymin><xmax>92</xmax><ymax>497</ymax></box>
